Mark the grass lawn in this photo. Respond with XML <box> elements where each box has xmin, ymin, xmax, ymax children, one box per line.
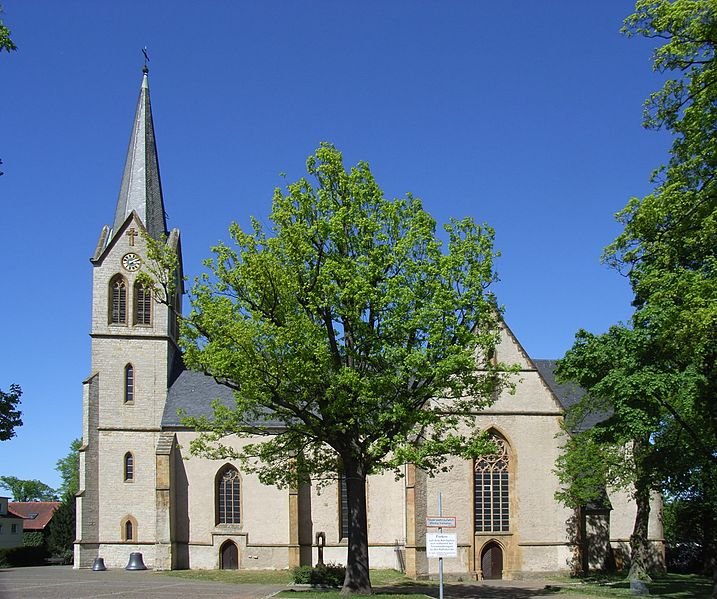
<box><xmin>557</xmin><ymin>573</ymin><xmax>712</xmax><ymax>598</ymax></box>
<box><xmin>164</xmin><ymin>568</ymin><xmax>293</xmax><ymax>584</ymax></box>
<box><xmin>162</xmin><ymin>568</ymin><xmax>410</xmax><ymax>587</ymax></box>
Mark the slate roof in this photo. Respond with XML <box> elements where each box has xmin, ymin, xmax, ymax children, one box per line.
<box><xmin>162</xmin><ymin>358</ymin><xmax>607</xmax><ymax>432</ymax></box>
<box><xmin>9</xmin><ymin>502</ymin><xmax>61</xmax><ymax>531</ymax></box>
<box><xmin>111</xmin><ymin>68</ymin><xmax>168</xmax><ymax>242</ymax></box>
<box><xmin>533</xmin><ymin>359</ymin><xmax>609</xmax><ymax>431</ymax></box>
<box><xmin>163</xmin><ymin>368</ymin><xmax>237</xmax><ymax>427</ymax></box>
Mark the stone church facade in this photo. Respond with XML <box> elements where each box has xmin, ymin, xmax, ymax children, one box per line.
<box><xmin>74</xmin><ymin>71</ymin><xmax>663</xmax><ymax>578</ymax></box>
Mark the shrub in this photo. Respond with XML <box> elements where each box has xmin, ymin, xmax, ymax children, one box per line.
<box><xmin>0</xmin><ymin>545</ymin><xmax>49</xmax><ymax>567</ymax></box>
<box><xmin>291</xmin><ymin>563</ymin><xmax>346</xmax><ymax>587</ymax></box>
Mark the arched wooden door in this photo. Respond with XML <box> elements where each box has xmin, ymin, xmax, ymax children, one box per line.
<box><xmin>481</xmin><ymin>542</ymin><xmax>503</xmax><ymax>580</ymax></box>
<box><xmin>220</xmin><ymin>540</ymin><xmax>239</xmax><ymax>570</ymax></box>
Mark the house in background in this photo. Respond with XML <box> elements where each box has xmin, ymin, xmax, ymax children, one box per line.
<box><xmin>0</xmin><ymin>497</ymin><xmax>24</xmax><ymax>549</ymax></box>
<box><xmin>10</xmin><ymin>502</ymin><xmax>61</xmax><ymax>547</ymax></box>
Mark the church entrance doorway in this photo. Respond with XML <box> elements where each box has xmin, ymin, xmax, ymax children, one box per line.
<box><xmin>220</xmin><ymin>540</ymin><xmax>239</xmax><ymax>570</ymax></box>
<box><xmin>480</xmin><ymin>542</ymin><xmax>503</xmax><ymax>580</ymax></box>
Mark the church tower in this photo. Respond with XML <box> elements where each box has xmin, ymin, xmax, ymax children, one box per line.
<box><xmin>75</xmin><ymin>67</ymin><xmax>183</xmax><ymax>569</ymax></box>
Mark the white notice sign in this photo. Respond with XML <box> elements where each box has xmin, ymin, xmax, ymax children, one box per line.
<box><xmin>426</xmin><ymin>533</ymin><xmax>458</xmax><ymax>558</ymax></box>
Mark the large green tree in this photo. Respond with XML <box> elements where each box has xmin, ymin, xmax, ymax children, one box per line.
<box><xmin>0</xmin><ymin>476</ymin><xmax>57</xmax><ymax>502</ymax></box>
<box><xmin>556</xmin><ymin>326</ymin><xmax>668</xmax><ymax>580</ymax></box>
<box><xmin>152</xmin><ymin>143</ymin><xmax>513</xmax><ymax>593</ymax></box>
<box><xmin>0</xmin><ymin>6</ymin><xmax>16</xmax><ymax>53</ymax></box>
<box><xmin>0</xmin><ymin>384</ymin><xmax>22</xmax><ymax>441</ymax></box>
<box><xmin>557</xmin><ymin>0</ymin><xmax>717</xmax><ymax>587</ymax></box>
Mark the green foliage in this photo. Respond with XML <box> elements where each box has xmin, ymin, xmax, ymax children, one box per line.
<box><xmin>292</xmin><ymin>563</ymin><xmax>346</xmax><ymax>587</ymax></box>
<box><xmin>557</xmin><ymin>0</ymin><xmax>717</xmax><ymax>584</ymax></box>
<box><xmin>0</xmin><ymin>5</ymin><xmax>16</xmax><ymax>54</ymax></box>
<box><xmin>0</xmin><ymin>476</ymin><xmax>57</xmax><ymax>501</ymax></box>
<box><xmin>144</xmin><ymin>143</ymin><xmax>514</xmax><ymax>592</ymax></box>
<box><xmin>172</xmin><ymin>143</ymin><xmax>513</xmax><ymax>485</ymax></box>
<box><xmin>47</xmin><ymin>494</ymin><xmax>76</xmax><ymax>563</ymax></box>
<box><xmin>0</xmin><ymin>545</ymin><xmax>49</xmax><ymax>568</ymax></box>
<box><xmin>0</xmin><ymin>384</ymin><xmax>22</xmax><ymax>441</ymax></box>
<box><xmin>55</xmin><ymin>438</ymin><xmax>81</xmax><ymax>497</ymax></box>
<box><xmin>22</xmin><ymin>531</ymin><xmax>45</xmax><ymax>547</ymax></box>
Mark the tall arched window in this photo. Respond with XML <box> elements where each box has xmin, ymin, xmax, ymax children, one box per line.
<box><xmin>216</xmin><ymin>466</ymin><xmax>241</xmax><ymax>525</ymax></box>
<box><xmin>124</xmin><ymin>364</ymin><xmax>134</xmax><ymax>404</ymax></box>
<box><xmin>110</xmin><ymin>276</ymin><xmax>127</xmax><ymax>324</ymax></box>
<box><xmin>474</xmin><ymin>437</ymin><xmax>510</xmax><ymax>533</ymax></box>
<box><xmin>124</xmin><ymin>452</ymin><xmax>134</xmax><ymax>482</ymax></box>
<box><xmin>134</xmin><ymin>282</ymin><xmax>152</xmax><ymax>325</ymax></box>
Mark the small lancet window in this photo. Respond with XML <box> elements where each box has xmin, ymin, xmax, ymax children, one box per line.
<box><xmin>122</xmin><ymin>516</ymin><xmax>136</xmax><ymax>541</ymax></box>
<box><xmin>124</xmin><ymin>452</ymin><xmax>134</xmax><ymax>482</ymax></box>
<box><xmin>134</xmin><ymin>283</ymin><xmax>152</xmax><ymax>325</ymax></box>
<box><xmin>124</xmin><ymin>364</ymin><xmax>134</xmax><ymax>404</ymax></box>
<box><xmin>110</xmin><ymin>276</ymin><xmax>127</xmax><ymax>324</ymax></box>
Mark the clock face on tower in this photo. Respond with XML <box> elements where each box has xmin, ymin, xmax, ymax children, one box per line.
<box><xmin>121</xmin><ymin>252</ymin><xmax>142</xmax><ymax>272</ymax></box>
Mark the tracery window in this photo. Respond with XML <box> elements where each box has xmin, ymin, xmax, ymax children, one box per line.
<box><xmin>217</xmin><ymin>466</ymin><xmax>241</xmax><ymax>525</ymax></box>
<box><xmin>124</xmin><ymin>452</ymin><xmax>134</xmax><ymax>482</ymax></box>
<box><xmin>134</xmin><ymin>283</ymin><xmax>152</xmax><ymax>325</ymax></box>
<box><xmin>110</xmin><ymin>276</ymin><xmax>127</xmax><ymax>324</ymax></box>
<box><xmin>124</xmin><ymin>364</ymin><xmax>134</xmax><ymax>404</ymax></box>
<box><xmin>474</xmin><ymin>437</ymin><xmax>510</xmax><ymax>533</ymax></box>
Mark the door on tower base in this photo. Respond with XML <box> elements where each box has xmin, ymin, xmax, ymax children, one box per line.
<box><xmin>480</xmin><ymin>541</ymin><xmax>503</xmax><ymax>580</ymax></box>
<box><xmin>220</xmin><ymin>540</ymin><xmax>239</xmax><ymax>570</ymax></box>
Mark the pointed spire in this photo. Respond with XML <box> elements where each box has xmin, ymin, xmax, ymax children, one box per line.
<box><xmin>112</xmin><ymin>67</ymin><xmax>168</xmax><ymax>240</ymax></box>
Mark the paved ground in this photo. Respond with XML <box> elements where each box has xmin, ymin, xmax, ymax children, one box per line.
<box><xmin>0</xmin><ymin>566</ymin><xmax>286</xmax><ymax>599</ymax></box>
<box><xmin>0</xmin><ymin>567</ymin><xmax>589</xmax><ymax>599</ymax></box>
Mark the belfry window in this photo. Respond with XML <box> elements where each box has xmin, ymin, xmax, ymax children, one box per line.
<box><xmin>134</xmin><ymin>283</ymin><xmax>152</xmax><ymax>325</ymax></box>
<box><xmin>474</xmin><ymin>437</ymin><xmax>510</xmax><ymax>533</ymax></box>
<box><xmin>110</xmin><ymin>276</ymin><xmax>127</xmax><ymax>324</ymax></box>
<box><xmin>124</xmin><ymin>452</ymin><xmax>134</xmax><ymax>482</ymax></box>
<box><xmin>217</xmin><ymin>466</ymin><xmax>241</xmax><ymax>525</ymax></box>
<box><xmin>124</xmin><ymin>364</ymin><xmax>134</xmax><ymax>404</ymax></box>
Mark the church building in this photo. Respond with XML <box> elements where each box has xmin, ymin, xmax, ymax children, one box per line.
<box><xmin>74</xmin><ymin>70</ymin><xmax>663</xmax><ymax>578</ymax></box>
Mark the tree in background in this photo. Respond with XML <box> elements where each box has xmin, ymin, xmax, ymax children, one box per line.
<box><xmin>556</xmin><ymin>0</ymin><xmax>717</xmax><ymax>586</ymax></box>
<box><xmin>47</xmin><ymin>495</ymin><xmax>75</xmax><ymax>563</ymax></box>
<box><xmin>55</xmin><ymin>438</ymin><xmax>81</xmax><ymax>497</ymax></box>
<box><xmin>0</xmin><ymin>384</ymin><xmax>22</xmax><ymax>440</ymax></box>
<box><xmin>0</xmin><ymin>476</ymin><xmax>57</xmax><ymax>502</ymax></box>
<box><xmin>46</xmin><ymin>439</ymin><xmax>80</xmax><ymax>562</ymax></box>
<box><xmin>0</xmin><ymin>5</ymin><xmax>16</xmax><ymax>53</ymax></box>
<box><xmin>146</xmin><ymin>143</ymin><xmax>514</xmax><ymax>593</ymax></box>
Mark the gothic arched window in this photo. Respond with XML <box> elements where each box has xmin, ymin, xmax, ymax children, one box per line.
<box><xmin>124</xmin><ymin>364</ymin><xmax>134</xmax><ymax>404</ymax></box>
<box><xmin>121</xmin><ymin>516</ymin><xmax>137</xmax><ymax>541</ymax></box>
<box><xmin>124</xmin><ymin>452</ymin><xmax>134</xmax><ymax>482</ymax></box>
<box><xmin>216</xmin><ymin>466</ymin><xmax>241</xmax><ymax>525</ymax></box>
<box><xmin>134</xmin><ymin>283</ymin><xmax>152</xmax><ymax>325</ymax></box>
<box><xmin>474</xmin><ymin>437</ymin><xmax>510</xmax><ymax>533</ymax></box>
<box><xmin>110</xmin><ymin>275</ymin><xmax>127</xmax><ymax>324</ymax></box>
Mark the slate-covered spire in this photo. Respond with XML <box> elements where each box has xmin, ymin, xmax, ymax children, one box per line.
<box><xmin>112</xmin><ymin>66</ymin><xmax>168</xmax><ymax>240</ymax></box>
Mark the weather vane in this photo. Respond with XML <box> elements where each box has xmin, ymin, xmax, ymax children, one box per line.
<box><xmin>142</xmin><ymin>47</ymin><xmax>150</xmax><ymax>74</ymax></box>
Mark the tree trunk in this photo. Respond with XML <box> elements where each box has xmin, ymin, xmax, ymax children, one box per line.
<box><xmin>628</xmin><ymin>437</ymin><xmax>653</xmax><ymax>582</ymax></box>
<box><xmin>342</xmin><ymin>458</ymin><xmax>372</xmax><ymax>595</ymax></box>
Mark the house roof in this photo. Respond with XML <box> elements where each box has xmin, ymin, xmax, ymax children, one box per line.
<box><xmin>9</xmin><ymin>502</ymin><xmax>61</xmax><ymax>531</ymax></box>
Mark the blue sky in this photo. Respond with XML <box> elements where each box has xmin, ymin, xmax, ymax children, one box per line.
<box><xmin>0</xmin><ymin>2</ymin><xmax>670</xmax><ymax>492</ymax></box>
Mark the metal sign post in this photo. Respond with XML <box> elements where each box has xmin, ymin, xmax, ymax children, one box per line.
<box><xmin>426</xmin><ymin>494</ymin><xmax>457</xmax><ymax>599</ymax></box>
